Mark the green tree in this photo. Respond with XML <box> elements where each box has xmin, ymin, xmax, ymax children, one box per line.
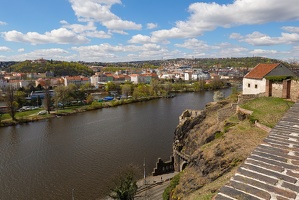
<box><xmin>163</xmin><ymin>82</ymin><xmax>172</xmax><ymax>96</ymax></box>
<box><xmin>193</xmin><ymin>82</ymin><xmax>200</xmax><ymax>92</ymax></box>
<box><xmin>109</xmin><ymin>167</ymin><xmax>138</xmax><ymax>200</ymax></box>
<box><xmin>85</xmin><ymin>94</ymin><xmax>94</xmax><ymax>104</ymax></box>
<box><xmin>121</xmin><ymin>84</ymin><xmax>132</xmax><ymax>97</ymax></box>
<box><xmin>53</xmin><ymin>85</ymin><xmax>71</xmax><ymax>109</ymax></box>
<box><xmin>132</xmin><ymin>84</ymin><xmax>149</xmax><ymax>98</ymax></box>
<box><xmin>150</xmin><ymin>78</ymin><xmax>160</xmax><ymax>96</ymax></box>
<box><xmin>105</xmin><ymin>81</ymin><xmax>117</xmax><ymax>92</ymax></box>
<box><xmin>15</xmin><ymin>91</ymin><xmax>27</xmax><ymax>108</ymax></box>
<box><xmin>80</xmin><ymin>82</ymin><xmax>92</xmax><ymax>91</ymax></box>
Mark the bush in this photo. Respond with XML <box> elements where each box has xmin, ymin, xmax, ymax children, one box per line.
<box><xmin>163</xmin><ymin>173</ymin><xmax>181</xmax><ymax>200</ymax></box>
<box><xmin>91</xmin><ymin>101</ymin><xmax>102</xmax><ymax>109</ymax></box>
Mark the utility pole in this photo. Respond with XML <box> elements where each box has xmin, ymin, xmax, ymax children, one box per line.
<box><xmin>72</xmin><ymin>188</ymin><xmax>75</xmax><ymax>200</ymax></box>
<box><xmin>143</xmin><ymin>158</ymin><xmax>146</xmax><ymax>185</ymax></box>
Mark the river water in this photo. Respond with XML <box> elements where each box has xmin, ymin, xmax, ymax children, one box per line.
<box><xmin>0</xmin><ymin>89</ymin><xmax>231</xmax><ymax>199</ymax></box>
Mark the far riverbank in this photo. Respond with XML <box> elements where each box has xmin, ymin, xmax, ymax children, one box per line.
<box><xmin>0</xmin><ymin>96</ymin><xmax>162</xmax><ymax>127</ymax></box>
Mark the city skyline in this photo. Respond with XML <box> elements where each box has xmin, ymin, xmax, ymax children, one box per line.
<box><xmin>1</xmin><ymin>0</ymin><xmax>299</xmax><ymax>62</ymax></box>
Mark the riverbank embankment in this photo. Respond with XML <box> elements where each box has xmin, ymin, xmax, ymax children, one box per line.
<box><xmin>0</xmin><ymin>96</ymin><xmax>161</xmax><ymax>127</ymax></box>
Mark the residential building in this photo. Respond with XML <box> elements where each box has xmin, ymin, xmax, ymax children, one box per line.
<box><xmin>63</xmin><ymin>76</ymin><xmax>90</xmax><ymax>86</ymax></box>
<box><xmin>242</xmin><ymin>63</ymin><xmax>296</xmax><ymax>95</ymax></box>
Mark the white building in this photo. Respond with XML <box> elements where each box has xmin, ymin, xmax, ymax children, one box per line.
<box><xmin>242</xmin><ymin>63</ymin><xmax>296</xmax><ymax>95</ymax></box>
<box><xmin>63</xmin><ymin>76</ymin><xmax>90</xmax><ymax>86</ymax></box>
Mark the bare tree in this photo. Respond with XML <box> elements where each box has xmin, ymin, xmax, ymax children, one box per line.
<box><xmin>5</xmin><ymin>86</ymin><xmax>18</xmax><ymax>121</ymax></box>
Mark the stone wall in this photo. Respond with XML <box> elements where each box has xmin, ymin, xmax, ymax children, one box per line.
<box><xmin>290</xmin><ymin>80</ymin><xmax>299</xmax><ymax>101</ymax></box>
<box><xmin>237</xmin><ymin>93</ymin><xmax>265</xmax><ymax>105</ymax></box>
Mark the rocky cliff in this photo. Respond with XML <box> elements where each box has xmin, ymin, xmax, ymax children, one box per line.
<box><xmin>171</xmin><ymin>99</ymin><xmax>268</xmax><ymax>199</ymax></box>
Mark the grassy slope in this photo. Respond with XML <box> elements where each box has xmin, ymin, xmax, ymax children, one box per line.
<box><xmin>172</xmin><ymin>97</ymin><xmax>294</xmax><ymax>200</ymax></box>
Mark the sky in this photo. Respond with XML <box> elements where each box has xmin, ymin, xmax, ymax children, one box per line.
<box><xmin>1</xmin><ymin>0</ymin><xmax>299</xmax><ymax>63</ymax></box>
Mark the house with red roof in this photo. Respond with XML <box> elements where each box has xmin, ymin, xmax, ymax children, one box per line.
<box><xmin>242</xmin><ymin>63</ymin><xmax>296</xmax><ymax>95</ymax></box>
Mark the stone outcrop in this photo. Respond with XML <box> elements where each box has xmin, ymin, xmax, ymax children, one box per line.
<box><xmin>170</xmin><ymin>98</ymin><xmax>272</xmax><ymax>199</ymax></box>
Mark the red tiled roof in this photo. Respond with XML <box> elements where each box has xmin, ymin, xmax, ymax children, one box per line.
<box><xmin>244</xmin><ymin>63</ymin><xmax>281</xmax><ymax>79</ymax></box>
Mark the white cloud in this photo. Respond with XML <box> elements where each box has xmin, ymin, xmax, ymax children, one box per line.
<box><xmin>69</xmin><ymin>0</ymin><xmax>142</xmax><ymax>31</ymax></box>
<box><xmin>103</xmin><ymin>19</ymin><xmax>141</xmax><ymax>31</ymax></box>
<box><xmin>128</xmin><ymin>34</ymin><xmax>152</xmax><ymax>44</ymax></box>
<box><xmin>282</xmin><ymin>26</ymin><xmax>299</xmax><ymax>33</ymax></box>
<box><xmin>18</xmin><ymin>48</ymin><xmax>25</xmax><ymax>52</ymax></box>
<box><xmin>71</xmin><ymin>43</ymin><xmax>166</xmax><ymax>62</ymax></box>
<box><xmin>0</xmin><ymin>21</ymin><xmax>7</xmax><ymax>26</ymax></box>
<box><xmin>85</xmin><ymin>30</ymin><xmax>111</xmax><ymax>38</ymax></box>
<box><xmin>60</xmin><ymin>20</ymin><xmax>111</xmax><ymax>38</ymax></box>
<box><xmin>60</xmin><ymin>20</ymin><xmax>96</xmax><ymax>33</ymax></box>
<box><xmin>241</xmin><ymin>32</ymin><xmax>283</xmax><ymax>46</ymax></box>
<box><xmin>0</xmin><ymin>46</ymin><xmax>11</xmax><ymax>52</ymax></box>
<box><xmin>229</xmin><ymin>33</ymin><xmax>242</xmax><ymax>40</ymax></box>
<box><xmin>175</xmin><ymin>38</ymin><xmax>219</xmax><ymax>50</ymax></box>
<box><xmin>232</xmin><ymin>31</ymin><xmax>299</xmax><ymax>46</ymax></box>
<box><xmin>2</xmin><ymin>28</ymin><xmax>89</xmax><ymax>44</ymax></box>
<box><xmin>147</xmin><ymin>23</ymin><xmax>157</xmax><ymax>29</ymax></box>
<box><xmin>151</xmin><ymin>0</ymin><xmax>299</xmax><ymax>42</ymax></box>
<box><xmin>250</xmin><ymin>49</ymin><xmax>280</xmax><ymax>57</ymax></box>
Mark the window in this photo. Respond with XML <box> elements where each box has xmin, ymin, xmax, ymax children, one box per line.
<box><xmin>255</xmin><ymin>84</ymin><xmax>258</xmax><ymax>89</ymax></box>
<box><xmin>248</xmin><ymin>83</ymin><xmax>250</xmax><ymax>88</ymax></box>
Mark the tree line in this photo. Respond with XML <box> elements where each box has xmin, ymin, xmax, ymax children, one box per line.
<box><xmin>1</xmin><ymin>78</ymin><xmax>228</xmax><ymax>121</ymax></box>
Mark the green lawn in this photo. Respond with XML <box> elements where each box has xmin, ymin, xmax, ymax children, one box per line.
<box><xmin>240</xmin><ymin>97</ymin><xmax>294</xmax><ymax>128</ymax></box>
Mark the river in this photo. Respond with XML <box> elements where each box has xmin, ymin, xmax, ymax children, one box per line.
<box><xmin>0</xmin><ymin>89</ymin><xmax>231</xmax><ymax>199</ymax></box>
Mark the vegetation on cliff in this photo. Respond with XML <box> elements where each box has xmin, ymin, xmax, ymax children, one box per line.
<box><xmin>170</xmin><ymin>96</ymin><xmax>293</xmax><ymax>199</ymax></box>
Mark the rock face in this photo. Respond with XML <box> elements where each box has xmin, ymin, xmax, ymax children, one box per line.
<box><xmin>171</xmin><ymin>99</ymin><xmax>268</xmax><ymax>199</ymax></box>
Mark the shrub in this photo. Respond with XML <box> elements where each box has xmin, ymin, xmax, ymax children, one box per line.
<box><xmin>163</xmin><ymin>173</ymin><xmax>181</xmax><ymax>200</ymax></box>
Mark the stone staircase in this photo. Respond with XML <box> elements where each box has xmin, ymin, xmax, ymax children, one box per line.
<box><xmin>215</xmin><ymin>102</ymin><xmax>299</xmax><ymax>200</ymax></box>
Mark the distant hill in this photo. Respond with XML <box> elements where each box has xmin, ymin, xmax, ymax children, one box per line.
<box><xmin>2</xmin><ymin>57</ymin><xmax>298</xmax><ymax>77</ymax></box>
<box><xmin>4</xmin><ymin>60</ymin><xmax>94</xmax><ymax>77</ymax></box>
<box><xmin>82</xmin><ymin>56</ymin><xmax>299</xmax><ymax>69</ymax></box>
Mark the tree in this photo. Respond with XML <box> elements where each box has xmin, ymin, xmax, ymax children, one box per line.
<box><xmin>132</xmin><ymin>84</ymin><xmax>150</xmax><ymax>98</ymax></box>
<box><xmin>163</xmin><ymin>82</ymin><xmax>172</xmax><ymax>96</ymax></box>
<box><xmin>109</xmin><ymin>166</ymin><xmax>138</xmax><ymax>200</ymax></box>
<box><xmin>5</xmin><ymin>86</ymin><xmax>19</xmax><ymax>120</ymax></box>
<box><xmin>15</xmin><ymin>91</ymin><xmax>27</xmax><ymax>108</ymax></box>
<box><xmin>43</xmin><ymin>79</ymin><xmax>53</xmax><ymax>114</ymax></box>
<box><xmin>53</xmin><ymin>85</ymin><xmax>71</xmax><ymax>110</ymax></box>
<box><xmin>150</xmin><ymin>78</ymin><xmax>160</xmax><ymax>96</ymax></box>
<box><xmin>85</xmin><ymin>94</ymin><xmax>94</xmax><ymax>104</ymax></box>
<box><xmin>213</xmin><ymin>90</ymin><xmax>225</xmax><ymax>102</ymax></box>
<box><xmin>193</xmin><ymin>82</ymin><xmax>200</xmax><ymax>92</ymax></box>
<box><xmin>121</xmin><ymin>84</ymin><xmax>132</xmax><ymax>97</ymax></box>
<box><xmin>105</xmin><ymin>81</ymin><xmax>117</xmax><ymax>92</ymax></box>
<box><xmin>44</xmin><ymin>89</ymin><xmax>52</xmax><ymax>114</ymax></box>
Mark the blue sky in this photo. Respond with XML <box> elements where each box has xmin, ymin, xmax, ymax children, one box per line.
<box><xmin>1</xmin><ymin>0</ymin><xmax>299</xmax><ymax>62</ymax></box>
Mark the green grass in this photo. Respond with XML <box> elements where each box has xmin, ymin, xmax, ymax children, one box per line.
<box><xmin>240</xmin><ymin>97</ymin><xmax>294</xmax><ymax>128</ymax></box>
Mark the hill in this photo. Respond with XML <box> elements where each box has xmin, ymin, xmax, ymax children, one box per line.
<box><xmin>4</xmin><ymin>60</ymin><xmax>94</xmax><ymax>77</ymax></box>
<box><xmin>168</xmin><ymin>96</ymin><xmax>293</xmax><ymax>199</ymax></box>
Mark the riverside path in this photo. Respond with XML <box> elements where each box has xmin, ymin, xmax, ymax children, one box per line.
<box><xmin>215</xmin><ymin>101</ymin><xmax>299</xmax><ymax>200</ymax></box>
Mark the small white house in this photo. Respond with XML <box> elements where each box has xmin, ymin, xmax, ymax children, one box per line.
<box><xmin>242</xmin><ymin>63</ymin><xmax>296</xmax><ymax>95</ymax></box>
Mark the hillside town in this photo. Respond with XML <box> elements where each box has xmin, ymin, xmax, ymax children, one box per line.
<box><xmin>0</xmin><ymin>58</ymin><xmax>250</xmax><ymax>91</ymax></box>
